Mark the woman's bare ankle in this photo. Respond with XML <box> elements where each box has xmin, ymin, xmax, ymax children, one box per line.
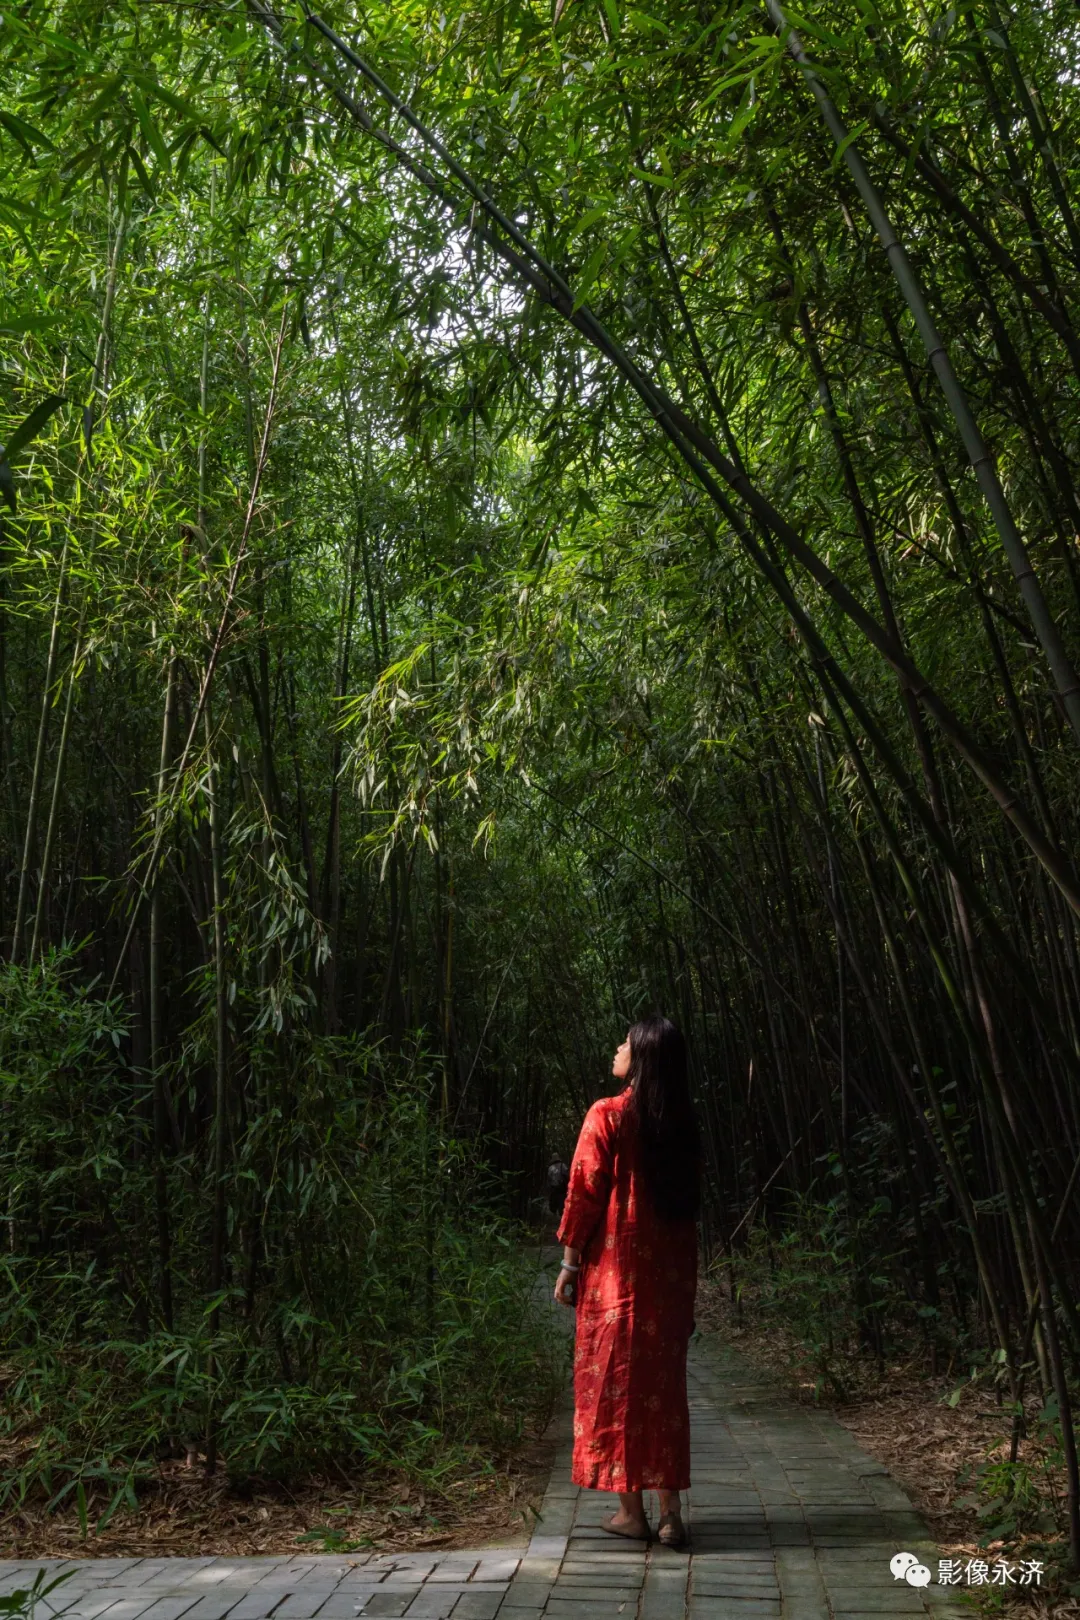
<box><xmin>616</xmin><ymin>1490</ymin><xmax>646</xmax><ymax>1525</ymax></box>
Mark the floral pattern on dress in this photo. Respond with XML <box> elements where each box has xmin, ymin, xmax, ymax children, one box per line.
<box><xmin>556</xmin><ymin>1085</ymin><xmax>697</xmax><ymax>1492</ymax></box>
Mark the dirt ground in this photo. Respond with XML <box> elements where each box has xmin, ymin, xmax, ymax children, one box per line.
<box><xmin>0</xmin><ymin>1425</ymin><xmax>557</xmax><ymax>1561</ymax></box>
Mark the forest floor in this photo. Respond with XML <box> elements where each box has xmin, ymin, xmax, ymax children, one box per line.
<box><xmin>0</xmin><ymin>1424</ymin><xmax>557</xmax><ymax>1561</ymax></box>
<box><xmin>694</xmin><ymin>1267</ymin><xmax>1080</xmax><ymax>1620</ymax></box>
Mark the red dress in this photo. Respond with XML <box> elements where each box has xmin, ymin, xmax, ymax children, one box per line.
<box><xmin>556</xmin><ymin>1085</ymin><xmax>697</xmax><ymax>1492</ymax></box>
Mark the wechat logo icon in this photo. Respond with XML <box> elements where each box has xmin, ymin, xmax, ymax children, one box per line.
<box><xmin>891</xmin><ymin>1553</ymin><xmax>932</xmax><ymax>1587</ymax></box>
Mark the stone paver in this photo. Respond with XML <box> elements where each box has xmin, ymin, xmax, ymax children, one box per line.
<box><xmin>1</xmin><ymin>1316</ymin><xmax>954</xmax><ymax>1620</ymax></box>
<box><xmin>494</xmin><ymin>1330</ymin><xmax>951</xmax><ymax>1620</ymax></box>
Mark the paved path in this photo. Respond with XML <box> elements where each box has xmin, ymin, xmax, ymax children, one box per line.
<box><xmin>1</xmin><ymin>1336</ymin><xmax>964</xmax><ymax>1620</ymax></box>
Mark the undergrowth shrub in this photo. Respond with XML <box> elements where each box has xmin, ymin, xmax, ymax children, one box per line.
<box><xmin>723</xmin><ymin>1118</ymin><xmax>980</xmax><ymax>1397</ymax></box>
<box><xmin>0</xmin><ymin>954</ymin><xmax>564</xmax><ymax>1520</ymax></box>
<box><xmin>737</xmin><ymin>1186</ymin><xmax>906</xmax><ymax>1399</ymax></box>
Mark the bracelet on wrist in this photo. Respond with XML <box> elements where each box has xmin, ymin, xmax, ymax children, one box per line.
<box><xmin>561</xmin><ymin>1260</ymin><xmax>580</xmax><ymax>1272</ymax></box>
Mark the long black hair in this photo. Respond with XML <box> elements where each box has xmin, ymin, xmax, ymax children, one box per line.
<box><xmin>626</xmin><ymin>1015</ymin><xmax>701</xmax><ymax>1223</ymax></box>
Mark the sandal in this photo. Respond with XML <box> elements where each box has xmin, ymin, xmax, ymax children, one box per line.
<box><xmin>657</xmin><ymin>1512</ymin><xmax>687</xmax><ymax>1548</ymax></box>
<box><xmin>600</xmin><ymin>1513</ymin><xmax>651</xmax><ymax>1541</ymax></box>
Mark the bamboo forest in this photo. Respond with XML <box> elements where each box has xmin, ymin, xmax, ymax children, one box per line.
<box><xmin>6</xmin><ymin>0</ymin><xmax>1080</xmax><ymax>1591</ymax></box>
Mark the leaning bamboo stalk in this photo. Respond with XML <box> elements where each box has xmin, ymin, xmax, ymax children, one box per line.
<box><xmin>84</xmin><ymin>204</ymin><xmax>128</xmax><ymax>455</ymax></box>
<box><xmin>148</xmin><ymin>637</ymin><xmax>178</xmax><ymax>1332</ymax></box>
<box><xmin>803</xmin><ymin>625</ymin><xmax>1080</xmax><ymax>1334</ymax></box>
<box><xmin>149</xmin><ymin>177</ymin><xmax>217</xmax><ymax>1329</ymax></box>
<box><xmin>969</xmin><ymin>44</ymin><xmax>1064</xmax><ymax>301</ymax></box>
<box><xmin>791</xmin><ymin>282</ymin><xmax>1068</xmax><ymax>1371</ymax></box>
<box><xmin>829</xmin><ymin>659</ymin><xmax>1080</xmax><ymax>1365</ymax></box>
<box><xmin>1031</xmin><ymin>1220</ymin><xmax>1080</xmax><ymax>1569</ymax></box>
<box><xmin>984</xmin><ymin>0</ymin><xmax>1080</xmax><ymax>271</ymax></box>
<box><xmin>203</xmin><ymin>704</ymin><xmax>229</xmax><ymax>1476</ymax></box>
<box><xmin>28</xmin><ymin>609</ymin><xmax>86</xmax><ymax>961</ymax></box>
<box><xmin>872</xmin><ymin>119</ymin><xmax>1080</xmax><ymax>379</ymax></box>
<box><xmin>882</xmin><ymin>305</ymin><xmax>1080</xmax><ymax>1081</ymax></box>
<box><xmin>11</xmin><ymin>533</ymin><xmax>70</xmax><ymax>963</ymax></box>
<box><xmin>764</xmin><ymin>0</ymin><xmax>1080</xmax><ymax>748</ymax></box>
<box><xmin>811</xmin><ymin>704</ymin><xmax>1023</xmax><ymax>1376</ymax></box>
<box><xmin>965</xmin><ymin>266</ymin><xmax>1080</xmax><ymax>622</ymax></box>
<box><xmin>318</xmin><ymin>325</ymin><xmax>373</xmax><ymax>1026</ymax></box>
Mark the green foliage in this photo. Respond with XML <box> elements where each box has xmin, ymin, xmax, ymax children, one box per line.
<box><xmin>956</xmin><ymin>1454</ymin><xmax>1046</xmax><ymax>1544</ymax></box>
<box><xmin>296</xmin><ymin>1522</ymin><xmax>375</xmax><ymax>1553</ymax></box>
<box><xmin>0</xmin><ymin>393</ymin><xmax>65</xmax><ymax>511</ymax></box>
<box><xmin>951</xmin><ymin>1388</ymin><xmax>1071</xmax><ymax>1549</ymax></box>
<box><xmin>742</xmin><ymin>1190</ymin><xmax>905</xmax><ymax>1400</ymax></box>
<box><xmin>0</xmin><ymin>960</ymin><xmax>562</xmax><ymax>1510</ymax></box>
<box><xmin>0</xmin><ymin>1571</ymin><xmax>73</xmax><ymax>1620</ymax></box>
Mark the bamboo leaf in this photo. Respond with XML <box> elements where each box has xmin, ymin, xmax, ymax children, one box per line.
<box><xmin>4</xmin><ymin>394</ymin><xmax>66</xmax><ymax>462</ymax></box>
<box><xmin>601</xmin><ymin>0</ymin><xmax>621</xmax><ymax>37</ymax></box>
<box><xmin>571</xmin><ymin>241</ymin><xmax>607</xmax><ymax>311</ymax></box>
<box><xmin>130</xmin><ymin>87</ymin><xmax>171</xmax><ymax>172</ymax></box>
<box><xmin>723</xmin><ymin>99</ymin><xmax>758</xmax><ymax>149</ymax></box>
<box><xmin>0</xmin><ymin>107</ymin><xmax>54</xmax><ymax>158</ymax></box>
<box><xmin>607</xmin><ymin>223</ymin><xmax>640</xmax><ymax>277</ymax></box>
<box><xmin>0</xmin><ymin>312</ymin><xmax>58</xmax><ymax>335</ymax></box>
<box><xmin>83</xmin><ymin>74</ymin><xmax>125</xmax><ymax>122</ymax></box>
<box><xmin>832</xmin><ymin>119</ymin><xmax>870</xmax><ymax>166</ymax></box>
<box><xmin>569</xmin><ymin>203</ymin><xmax>608</xmax><ymax>240</ymax></box>
<box><xmin>625</xmin><ymin>9</ymin><xmax>671</xmax><ymax>34</ymax></box>
<box><xmin>629</xmin><ymin>164</ymin><xmax>672</xmax><ymax>188</ymax></box>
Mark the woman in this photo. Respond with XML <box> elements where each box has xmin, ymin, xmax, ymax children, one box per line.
<box><xmin>554</xmin><ymin>1015</ymin><xmax>700</xmax><ymax>1548</ymax></box>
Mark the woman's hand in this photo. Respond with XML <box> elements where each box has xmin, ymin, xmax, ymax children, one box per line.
<box><xmin>554</xmin><ymin>1266</ymin><xmax>577</xmax><ymax>1307</ymax></box>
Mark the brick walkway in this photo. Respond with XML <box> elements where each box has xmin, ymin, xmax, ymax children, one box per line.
<box><xmin>1</xmin><ymin>1335</ymin><xmax>964</xmax><ymax>1620</ymax></box>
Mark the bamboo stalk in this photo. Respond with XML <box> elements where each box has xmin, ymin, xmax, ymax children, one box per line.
<box><xmin>204</xmin><ymin>704</ymin><xmax>229</xmax><ymax>1477</ymax></box>
<box><xmin>765</xmin><ymin>0</ymin><xmax>1080</xmax><ymax>748</ymax></box>
<box><xmin>11</xmin><ymin>540</ymin><xmax>70</xmax><ymax>964</ymax></box>
<box><xmin>984</xmin><ymin>0</ymin><xmax>1080</xmax><ymax>271</ymax></box>
<box><xmin>28</xmin><ymin>612</ymin><xmax>85</xmax><ymax>962</ymax></box>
